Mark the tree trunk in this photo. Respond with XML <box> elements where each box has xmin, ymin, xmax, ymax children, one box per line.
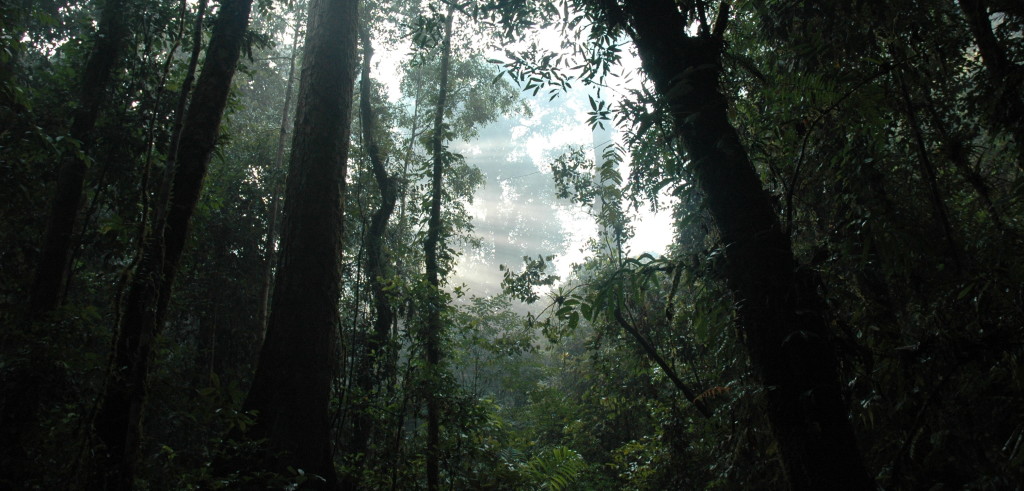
<box><xmin>257</xmin><ymin>18</ymin><xmax>301</xmax><ymax>342</ymax></box>
<box><xmin>136</xmin><ymin>0</ymin><xmax>189</xmax><ymax>247</ymax></box>
<box><xmin>240</xmin><ymin>0</ymin><xmax>359</xmax><ymax>485</ymax></box>
<box><xmin>613</xmin><ymin>0</ymin><xmax>874</xmax><ymax>488</ymax></box>
<box><xmin>1</xmin><ymin>0</ymin><xmax>129</xmax><ymax>462</ymax></box>
<box><xmin>30</xmin><ymin>0</ymin><xmax>127</xmax><ymax>315</ymax></box>
<box><xmin>90</xmin><ymin>0</ymin><xmax>254</xmax><ymax>487</ymax></box>
<box><xmin>151</xmin><ymin>0</ymin><xmax>209</xmax><ymax>231</ymax></box>
<box><xmin>115</xmin><ymin>0</ymin><xmax>207</xmax><ymax>339</ymax></box>
<box><xmin>341</xmin><ymin>20</ymin><xmax>399</xmax><ymax>489</ymax></box>
<box><xmin>423</xmin><ymin>11</ymin><xmax>454</xmax><ymax>491</ymax></box>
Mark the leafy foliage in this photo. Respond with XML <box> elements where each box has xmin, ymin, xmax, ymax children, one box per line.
<box><xmin>519</xmin><ymin>446</ymin><xmax>586</xmax><ymax>490</ymax></box>
<box><xmin>3</xmin><ymin>0</ymin><xmax>1024</xmax><ymax>488</ymax></box>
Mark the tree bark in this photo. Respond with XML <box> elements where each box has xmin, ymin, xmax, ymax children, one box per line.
<box><xmin>30</xmin><ymin>0</ymin><xmax>127</xmax><ymax>315</ymax></box>
<box><xmin>90</xmin><ymin>0</ymin><xmax>254</xmax><ymax>487</ymax></box>
<box><xmin>240</xmin><ymin>0</ymin><xmax>359</xmax><ymax>486</ymax></box>
<box><xmin>423</xmin><ymin>11</ymin><xmax>454</xmax><ymax>491</ymax></box>
<box><xmin>340</xmin><ymin>20</ymin><xmax>399</xmax><ymax>489</ymax></box>
<box><xmin>611</xmin><ymin>0</ymin><xmax>874</xmax><ymax>488</ymax></box>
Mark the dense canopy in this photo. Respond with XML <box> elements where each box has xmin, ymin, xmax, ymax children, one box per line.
<box><xmin>1</xmin><ymin>0</ymin><xmax>1022</xmax><ymax>489</ymax></box>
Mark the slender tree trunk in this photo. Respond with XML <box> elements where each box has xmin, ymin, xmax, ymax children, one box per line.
<box><xmin>30</xmin><ymin>0</ymin><xmax>127</xmax><ymax>315</ymax></box>
<box><xmin>398</xmin><ymin>66</ymin><xmax>424</xmax><ymax>231</ymax></box>
<box><xmin>893</xmin><ymin>68</ymin><xmax>964</xmax><ymax>271</ymax></box>
<box><xmin>115</xmin><ymin>0</ymin><xmax>208</xmax><ymax>328</ymax></box>
<box><xmin>152</xmin><ymin>0</ymin><xmax>209</xmax><ymax>230</ymax></box>
<box><xmin>957</xmin><ymin>0</ymin><xmax>1024</xmax><ymax>170</ymax></box>
<box><xmin>137</xmin><ymin>0</ymin><xmax>189</xmax><ymax>246</ymax></box>
<box><xmin>257</xmin><ymin>18</ymin><xmax>302</xmax><ymax>341</ymax></box>
<box><xmin>90</xmin><ymin>0</ymin><xmax>254</xmax><ymax>487</ymax></box>
<box><xmin>423</xmin><ymin>11</ymin><xmax>454</xmax><ymax>491</ymax></box>
<box><xmin>611</xmin><ymin>0</ymin><xmax>874</xmax><ymax>488</ymax></box>
<box><xmin>341</xmin><ymin>20</ymin><xmax>400</xmax><ymax>489</ymax></box>
<box><xmin>240</xmin><ymin>0</ymin><xmax>359</xmax><ymax>485</ymax></box>
<box><xmin>359</xmin><ymin>24</ymin><xmax>399</xmax><ymax>352</ymax></box>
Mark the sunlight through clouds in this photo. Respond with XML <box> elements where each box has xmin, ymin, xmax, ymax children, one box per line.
<box><xmin>374</xmin><ymin>26</ymin><xmax>676</xmax><ymax>303</ymax></box>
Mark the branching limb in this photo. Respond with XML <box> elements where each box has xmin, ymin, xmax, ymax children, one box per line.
<box><xmin>613</xmin><ymin>308</ymin><xmax>711</xmax><ymax>417</ymax></box>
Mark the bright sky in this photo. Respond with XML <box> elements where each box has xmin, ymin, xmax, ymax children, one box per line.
<box><xmin>372</xmin><ymin>20</ymin><xmax>676</xmax><ymax>303</ymax></box>
<box><xmin>450</xmin><ymin>71</ymin><xmax>676</xmax><ymax>300</ymax></box>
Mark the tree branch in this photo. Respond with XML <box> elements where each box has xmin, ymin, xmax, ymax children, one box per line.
<box><xmin>712</xmin><ymin>1</ymin><xmax>730</xmax><ymax>40</ymax></box>
<box><xmin>614</xmin><ymin>308</ymin><xmax>711</xmax><ymax>417</ymax></box>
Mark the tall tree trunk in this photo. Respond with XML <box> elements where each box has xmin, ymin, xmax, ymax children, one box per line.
<box><xmin>957</xmin><ymin>0</ymin><xmax>1024</xmax><ymax>171</ymax></box>
<box><xmin>240</xmin><ymin>0</ymin><xmax>359</xmax><ymax>485</ymax></box>
<box><xmin>609</xmin><ymin>0</ymin><xmax>874</xmax><ymax>488</ymax></box>
<box><xmin>90</xmin><ymin>0</ymin><xmax>254</xmax><ymax>487</ymax></box>
<box><xmin>116</xmin><ymin>0</ymin><xmax>207</xmax><ymax>330</ymax></box>
<box><xmin>423</xmin><ymin>11</ymin><xmax>454</xmax><ymax>491</ymax></box>
<box><xmin>257</xmin><ymin>18</ymin><xmax>302</xmax><ymax>342</ymax></box>
<box><xmin>341</xmin><ymin>20</ymin><xmax>399</xmax><ymax>489</ymax></box>
<box><xmin>137</xmin><ymin>0</ymin><xmax>189</xmax><ymax>246</ymax></box>
<box><xmin>151</xmin><ymin>0</ymin><xmax>209</xmax><ymax>230</ymax></box>
<box><xmin>30</xmin><ymin>0</ymin><xmax>127</xmax><ymax>315</ymax></box>
<box><xmin>7</xmin><ymin>2</ymin><xmax>128</xmax><ymax>482</ymax></box>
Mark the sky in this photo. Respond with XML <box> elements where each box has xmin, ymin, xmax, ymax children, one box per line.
<box><xmin>449</xmin><ymin>85</ymin><xmax>676</xmax><ymax>301</ymax></box>
<box><xmin>373</xmin><ymin>22</ymin><xmax>677</xmax><ymax>305</ymax></box>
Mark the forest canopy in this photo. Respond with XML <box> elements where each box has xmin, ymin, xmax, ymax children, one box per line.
<box><xmin>1</xmin><ymin>0</ymin><xmax>1023</xmax><ymax>489</ymax></box>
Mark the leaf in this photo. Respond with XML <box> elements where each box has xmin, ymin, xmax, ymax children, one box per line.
<box><xmin>956</xmin><ymin>283</ymin><xmax>973</xmax><ymax>301</ymax></box>
<box><xmin>580</xmin><ymin>302</ymin><xmax>593</xmax><ymax>322</ymax></box>
<box><xmin>521</xmin><ymin>446</ymin><xmax>586</xmax><ymax>490</ymax></box>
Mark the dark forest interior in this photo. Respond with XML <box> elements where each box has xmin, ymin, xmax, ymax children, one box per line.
<box><xmin>2</xmin><ymin>0</ymin><xmax>1023</xmax><ymax>489</ymax></box>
